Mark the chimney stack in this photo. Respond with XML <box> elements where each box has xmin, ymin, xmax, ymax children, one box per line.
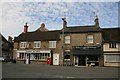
<box><xmin>94</xmin><ymin>15</ymin><xmax>99</xmax><ymax>28</ymax></box>
<box><xmin>24</xmin><ymin>22</ymin><xmax>28</xmax><ymax>33</ymax></box>
<box><xmin>41</xmin><ymin>23</ymin><xmax>45</xmax><ymax>28</ymax></box>
<box><xmin>62</xmin><ymin>17</ymin><xmax>67</xmax><ymax>29</ymax></box>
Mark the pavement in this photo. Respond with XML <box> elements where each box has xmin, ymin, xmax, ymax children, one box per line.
<box><xmin>1</xmin><ymin>62</ymin><xmax>120</xmax><ymax>79</ymax></box>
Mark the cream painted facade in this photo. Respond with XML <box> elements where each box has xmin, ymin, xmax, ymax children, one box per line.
<box><xmin>103</xmin><ymin>43</ymin><xmax>120</xmax><ymax>67</ymax></box>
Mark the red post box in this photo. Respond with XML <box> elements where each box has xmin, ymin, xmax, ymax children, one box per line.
<box><xmin>47</xmin><ymin>57</ymin><xmax>51</xmax><ymax>65</ymax></box>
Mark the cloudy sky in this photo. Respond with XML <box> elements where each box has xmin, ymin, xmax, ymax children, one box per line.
<box><xmin>0</xmin><ymin>0</ymin><xmax>119</xmax><ymax>39</ymax></box>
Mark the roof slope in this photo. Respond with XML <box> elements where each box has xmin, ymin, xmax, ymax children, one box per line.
<box><xmin>65</xmin><ymin>25</ymin><xmax>101</xmax><ymax>33</ymax></box>
<box><xmin>14</xmin><ymin>30</ymin><xmax>61</xmax><ymax>42</ymax></box>
<box><xmin>102</xmin><ymin>28</ymin><xmax>120</xmax><ymax>43</ymax></box>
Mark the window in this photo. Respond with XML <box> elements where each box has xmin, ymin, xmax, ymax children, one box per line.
<box><xmin>65</xmin><ymin>36</ymin><xmax>70</xmax><ymax>44</ymax></box>
<box><xmin>109</xmin><ymin>43</ymin><xmax>117</xmax><ymax>48</ymax></box>
<box><xmin>87</xmin><ymin>35</ymin><xmax>93</xmax><ymax>43</ymax></box>
<box><xmin>105</xmin><ymin>54</ymin><xmax>120</xmax><ymax>62</ymax></box>
<box><xmin>64</xmin><ymin>50</ymin><xmax>70</xmax><ymax>60</ymax></box>
<box><xmin>32</xmin><ymin>53</ymin><xmax>50</xmax><ymax>60</ymax></box>
<box><xmin>34</xmin><ymin>41</ymin><xmax>41</xmax><ymax>48</ymax></box>
<box><xmin>20</xmin><ymin>42</ymin><xmax>27</xmax><ymax>48</ymax></box>
<box><xmin>18</xmin><ymin>53</ymin><xmax>50</xmax><ymax>60</ymax></box>
<box><xmin>49</xmin><ymin>41</ymin><xmax>56</xmax><ymax>48</ymax></box>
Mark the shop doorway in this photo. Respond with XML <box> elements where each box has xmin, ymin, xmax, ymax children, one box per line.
<box><xmin>78</xmin><ymin>56</ymin><xmax>86</xmax><ymax>66</ymax></box>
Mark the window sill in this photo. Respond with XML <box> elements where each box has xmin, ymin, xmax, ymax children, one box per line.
<box><xmin>64</xmin><ymin>59</ymin><xmax>70</xmax><ymax>61</ymax></box>
<box><xmin>64</xmin><ymin>43</ymin><xmax>71</xmax><ymax>45</ymax></box>
<box><xmin>105</xmin><ymin>62</ymin><xmax>120</xmax><ymax>63</ymax></box>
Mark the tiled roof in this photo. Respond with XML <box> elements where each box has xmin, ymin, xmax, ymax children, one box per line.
<box><xmin>102</xmin><ymin>28</ymin><xmax>120</xmax><ymax>43</ymax></box>
<box><xmin>14</xmin><ymin>30</ymin><xmax>61</xmax><ymax>42</ymax></box>
<box><xmin>65</xmin><ymin>25</ymin><xmax>101</xmax><ymax>33</ymax></box>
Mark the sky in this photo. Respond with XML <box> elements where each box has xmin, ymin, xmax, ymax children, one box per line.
<box><xmin>0</xmin><ymin>0</ymin><xmax>120</xmax><ymax>39</ymax></box>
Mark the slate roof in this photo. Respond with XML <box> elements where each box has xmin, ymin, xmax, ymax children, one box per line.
<box><xmin>14</xmin><ymin>30</ymin><xmax>61</xmax><ymax>42</ymax></box>
<box><xmin>102</xmin><ymin>28</ymin><xmax>120</xmax><ymax>43</ymax></box>
<box><xmin>64</xmin><ymin>25</ymin><xmax>101</xmax><ymax>33</ymax></box>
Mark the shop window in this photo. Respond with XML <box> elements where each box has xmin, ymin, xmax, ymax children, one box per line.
<box><xmin>87</xmin><ymin>35</ymin><xmax>93</xmax><ymax>43</ymax></box>
<box><xmin>20</xmin><ymin>42</ymin><xmax>27</xmax><ymax>48</ymax></box>
<box><xmin>34</xmin><ymin>41</ymin><xmax>41</xmax><ymax>48</ymax></box>
<box><xmin>65</xmin><ymin>36</ymin><xmax>70</xmax><ymax>44</ymax></box>
<box><xmin>49</xmin><ymin>41</ymin><xmax>56</xmax><ymax>48</ymax></box>
<box><xmin>18</xmin><ymin>53</ymin><xmax>50</xmax><ymax>60</ymax></box>
<box><xmin>109</xmin><ymin>43</ymin><xmax>117</xmax><ymax>48</ymax></box>
<box><xmin>105</xmin><ymin>54</ymin><xmax>120</xmax><ymax>62</ymax></box>
<box><xmin>19</xmin><ymin>53</ymin><xmax>25</xmax><ymax>59</ymax></box>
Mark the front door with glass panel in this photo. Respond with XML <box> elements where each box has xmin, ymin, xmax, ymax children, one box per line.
<box><xmin>74</xmin><ymin>56</ymin><xmax>78</xmax><ymax>66</ymax></box>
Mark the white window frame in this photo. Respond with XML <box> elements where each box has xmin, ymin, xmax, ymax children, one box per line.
<box><xmin>105</xmin><ymin>54</ymin><xmax>120</xmax><ymax>62</ymax></box>
<box><xmin>65</xmin><ymin>36</ymin><xmax>70</xmax><ymax>44</ymax></box>
<box><xmin>20</xmin><ymin>42</ymin><xmax>27</xmax><ymax>48</ymax></box>
<box><xmin>49</xmin><ymin>41</ymin><xmax>56</xmax><ymax>48</ymax></box>
<box><xmin>87</xmin><ymin>35</ymin><xmax>93</xmax><ymax>43</ymax></box>
<box><xmin>34</xmin><ymin>41</ymin><xmax>41</xmax><ymax>48</ymax></box>
<box><xmin>109</xmin><ymin>43</ymin><xmax>118</xmax><ymax>48</ymax></box>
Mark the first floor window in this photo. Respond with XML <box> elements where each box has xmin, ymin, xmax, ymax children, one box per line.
<box><xmin>109</xmin><ymin>43</ymin><xmax>117</xmax><ymax>48</ymax></box>
<box><xmin>87</xmin><ymin>35</ymin><xmax>93</xmax><ymax>43</ymax></box>
<box><xmin>34</xmin><ymin>41</ymin><xmax>41</xmax><ymax>48</ymax></box>
<box><xmin>49</xmin><ymin>41</ymin><xmax>56</xmax><ymax>48</ymax></box>
<box><xmin>65</xmin><ymin>36</ymin><xmax>71</xmax><ymax>44</ymax></box>
<box><xmin>105</xmin><ymin>54</ymin><xmax>120</xmax><ymax>62</ymax></box>
<box><xmin>20</xmin><ymin>42</ymin><xmax>27</xmax><ymax>48</ymax></box>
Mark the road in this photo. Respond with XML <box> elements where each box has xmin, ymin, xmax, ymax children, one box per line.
<box><xmin>2</xmin><ymin>62</ymin><xmax>120</xmax><ymax>79</ymax></box>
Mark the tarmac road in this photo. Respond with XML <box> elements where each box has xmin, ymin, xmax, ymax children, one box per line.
<box><xmin>2</xmin><ymin>62</ymin><xmax>120</xmax><ymax>79</ymax></box>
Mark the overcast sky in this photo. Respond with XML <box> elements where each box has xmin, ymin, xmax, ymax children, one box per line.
<box><xmin>0</xmin><ymin>0</ymin><xmax>119</xmax><ymax>39</ymax></box>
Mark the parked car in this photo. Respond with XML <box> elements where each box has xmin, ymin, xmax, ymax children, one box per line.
<box><xmin>0</xmin><ymin>57</ymin><xmax>4</xmax><ymax>61</ymax></box>
<box><xmin>2</xmin><ymin>56</ymin><xmax>11</xmax><ymax>62</ymax></box>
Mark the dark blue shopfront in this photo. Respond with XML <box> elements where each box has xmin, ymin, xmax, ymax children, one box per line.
<box><xmin>72</xmin><ymin>46</ymin><xmax>102</xmax><ymax>66</ymax></box>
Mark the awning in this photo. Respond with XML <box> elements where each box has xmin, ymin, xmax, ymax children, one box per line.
<box><xmin>72</xmin><ymin>49</ymin><xmax>102</xmax><ymax>56</ymax></box>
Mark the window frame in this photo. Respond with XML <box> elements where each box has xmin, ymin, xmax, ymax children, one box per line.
<box><xmin>109</xmin><ymin>43</ymin><xmax>117</xmax><ymax>48</ymax></box>
<box><xmin>49</xmin><ymin>41</ymin><xmax>56</xmax><ymax>48</ymax></box>
<box><xmin>105</xmin><ymin>54</ymin><xmax>120</xmax><ymax>63</ymax></box>
<box><xmin>65</xmin><ymin>36</ymin><xmax>71</xmax><ymax>44</ymax></box>
<box><xmin>34</xmin><ymin>41</ymin><xmax>41</xmax><ymax>48</ymax></box>
<box><xmin>87</xmin><ymin>34</ymin><xmax>94</xmax><ymax>44</ymax></box>
<box><xmin>20</xmin><ymin>42</ymin><xmax>27</xmax><ymax>48</ymax></box>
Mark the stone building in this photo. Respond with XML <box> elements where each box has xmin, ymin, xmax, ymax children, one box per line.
<box><xmin>62</xmin><ymin>16</ymin><xmax>103</xmax><ymax>66</ymax></box>
<box><xmin>13</xmin><ymin>16</ymin><xmax>108</xmax><ymax>66</ymax></box>
<box><xmin>0</xmin><ymin>33</ymin><xmax>13</xmax><ymax>59</ymax></box>
<box><xmin>102</xmin><ymin>28</ymin><xmax>120</xmax><ymax>67</ymax></box>
<box><xmin>13</xmin><ymin>23</ymin><xmax>63</xmax><ymax>65</ymax></box>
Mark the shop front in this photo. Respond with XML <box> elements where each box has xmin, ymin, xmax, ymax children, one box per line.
<box><xmin>72</xmin><ymin>46</ymin><xmax>102</xmax><ymax>66</ymax></box>
<box><xmin>16</xmin><ymin>50</ymin><xmax>51</xmax><ymax>64</ymax></box>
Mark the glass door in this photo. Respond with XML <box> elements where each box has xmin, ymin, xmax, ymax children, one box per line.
<box><xmin>74</xmin><ymin>56</ymin><xmax>78</xmax><ymax>66</ymax></box>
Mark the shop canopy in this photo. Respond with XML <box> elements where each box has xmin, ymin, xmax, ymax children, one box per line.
<box><xmin>72</xmin><ymin>48</ymin><xmax>102</xmax><ymax>56</ymax></box>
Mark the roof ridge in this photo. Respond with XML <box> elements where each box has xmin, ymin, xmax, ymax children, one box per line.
<box><xmin>67</xmin><ymin>25</ymin><xmax>95</xmax><ymax>28</ymax></box>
